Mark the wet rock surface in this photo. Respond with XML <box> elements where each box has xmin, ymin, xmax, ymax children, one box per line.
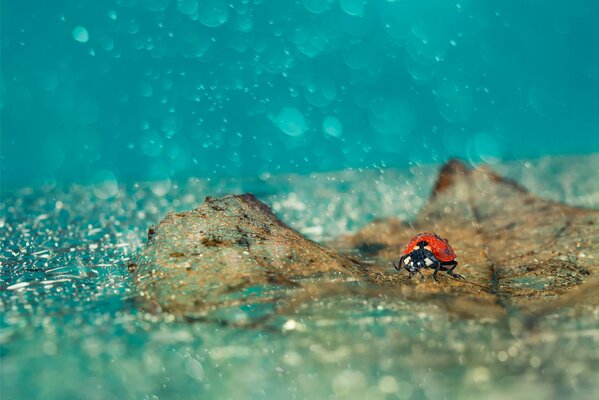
<box><xmin>131</xmin><ymin>194</ymin><xmax>365</xmax><ymax>319</ymax></box>
<box><xmin>132</xmin><ymin>160</ymin><xmax>599</xmax><ymax>324</ymax></box>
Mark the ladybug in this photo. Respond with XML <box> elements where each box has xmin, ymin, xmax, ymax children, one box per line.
<box><xmin>394</xmin><ymin>232</ymin><xmax>464</xmax><ymax>281</ymax></box>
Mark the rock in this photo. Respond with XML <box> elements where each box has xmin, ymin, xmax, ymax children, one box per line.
<box><xmin>130</xmin><ymin>194</ymin><xmax>364</xmax><ymax>319</ymax></box>
<box><xmin>132</xmin><ymin>161</ymin><xmax>599</xmax><ymax>323</ymax></box>
<box><xmin>337</xmin><ymin>159</ymin><xmax>599</xmax><ymax>319</ymax></box>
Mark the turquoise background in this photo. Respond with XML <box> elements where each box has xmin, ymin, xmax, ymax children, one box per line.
<box><xmin>2</xmin><ymin>0</ymin><xmax>599</xmax><ymax>188</ymax></box>
<box><xmin>2</xmin><ymin>3</ymin><xmax>599</xmax><ymax>398</ymax></box>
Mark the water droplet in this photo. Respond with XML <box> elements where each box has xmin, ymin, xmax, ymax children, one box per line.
<box><xmin>92</xmin><ymin>170</ymin><xmax>119</xmax><ymax>199</ymax></box>
<box><xmin>343</xmin><ymin>40</ymin><xmax>373</xmax><ymax>70</ymax></box>
<box><xmin>101</xmin><ymin>37</ymin><xmax>115</xmax><ymax>52</ymax></box>
<box><xmin>322</xmin><ymin>116</ymin><xmax>343</xmax><ymax>138</ymax></box>
<box><xmin>302</xmin><ymin>0</ymin><xmax>333</xmax><ymax>14</ymax></box>
<box><xmin>470</xmin><ymin>131</ymin><xmax>503</xmax><ymax>164</ymax></box>
<box><xmin>149</xmin><ymin>175</ymin><xmax>172</xmax><ymax>197</ymax></box>
<box><xmin>303</xmin><ymin>77</ymin><xmax>337</xmax><ymax>107</ymax></box>
<box><xmin>378</xmin><ymin>376</ymin><xmax>399</xmax><ymax>394</ymax></box>
<box><xmin>404</xmin><ymin>56</ymin><xmax>435</xmax><ymax>82</ymax></box>
<box><xmin>339</xmin><ymin>0</ymin><xmax>367</xmax><ymax>17</ymax></box>
<box><xmin>185</xmin><ymin>358</ymin><xmax>205</xmax><ymax>381</ymax></box>
<box><xmin>466</xmin><ymin>366</ymin><xmax>490</xmax><ymax>383</ymax></box>
<box><xmin>333</xmin><ymin>370</ymin><xmax>367</xmax><ymax>395</ymax></box>
<box><xmin>275</xmin><ymin>107</ymin><xmax>307</xmax><ymax>137</ymax></box>
<box><xmin>178</xmin><ymin>0</ymin><xmax>198</xmax><ymax>16</ymax></box>
<box><xmin>198</xmin><ymin>0</ymin><xmax>229</xmax><ymax>28</ymax></box>
<box><xmin>72</xmin><ymin>26</ymin><xmax>89</xmax><ymax>43</ymax></box>
<box><xmin>282</xmin><ymin>319</ymin><xmax>299</xmax><ymax>331</ymax></box>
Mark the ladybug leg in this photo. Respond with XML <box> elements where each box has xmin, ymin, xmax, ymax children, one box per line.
<box><xmin>431</xmin><ymin>260</ymin><xmax>442</xmax><ymax>282</ymax></box>
<box><xmin>405</xmin><ymin>269</ymin><xmax>418</xmax><ymax>279</ymax></box>
<box><xmin>394</xmin><ymin>256</ymin><xmax>406</xmax><ymax>271</ymax></box>
<box><xmin>443</xmin><ymin>261</ymin><xmax>464</xmax><ymax>280</ymax></box>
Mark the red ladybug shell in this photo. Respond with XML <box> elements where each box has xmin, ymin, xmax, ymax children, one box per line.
<box><xmin>402</xmin><ymin>232</ymin><xmax>456</xmax><ymax>262</ymax></box>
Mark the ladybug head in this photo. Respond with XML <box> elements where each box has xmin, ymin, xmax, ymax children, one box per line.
<box><xmin>401</xmin><ymin>250</ymin><xmax>432</xmax><ymax>274</ymax></box>
<box><xmin>407</xmin><ymin>264</ymin><xmax>420</xmax><ymax>274</ymax></box>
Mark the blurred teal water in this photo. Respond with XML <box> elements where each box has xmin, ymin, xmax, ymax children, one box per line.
<box><xmin>2</xmin><ymin>0</ymin><xmax>599</xmax><ymax>189</ymax></box>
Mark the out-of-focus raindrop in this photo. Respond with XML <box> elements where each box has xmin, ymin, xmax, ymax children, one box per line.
<box><xmin>198</xmin><ymin>0</ymin><xmax>229</xmax><ymax>28</ymax></box>
<box><xmin>404</xmin><ymin>55</ymin><xmax>435</xmax><ymax>83</ymax></box>
<box><xmin>470</xmin><ymin>131</ymin><xmax>504</xmax><ymax>164</ymax></box>
<box><xmin>339</xmin><ymin>0</ymin><xmax>367</xmax><ymax>17</ymax></box>
<box><xmin>185</xmin><ymin>358</ymin><xmax>205</xmax><ymax>382</ymax></box>
<box><xmin>92</xmin><ymin>170</ymin><xmax>119</xmax><ymax>199</ymax></box>
<box><xmin>100</xmin><ymin>37</ymin><xmax>115</xmax><ymax>52</ymax></box>
<box><xmin>177</xmin><ymin>0</ymin><xmax>199</xmax><ymax>16</ymax></box>
<box><xmin>303</xmin><ymin>76</ymin><xmax>337</xmax><ymax>107</ymax></box>
<box><xmin>322</xmin><ymin>116</ymin><xmax>343</xmax><ymax>138</ymax></box>
<box><xmin>378</xmin><ymin>376</ymin><xmax>399</xmax><ymax>394</ymax></box>
<box><xmin>332</xmin><ymin>369</ymin><xmax>367</xmax><ymax>395</ymax></box>
<box><xmin>292</xmin><ymin>25</ymin><xmax>329</xmax><ymax>58</ymax></box>
<box><xmin>72</xmin><ymin>26</ymin><xmax>90</xmax><ymax>43</ymax></box>
<box><xmin>275</xmin><ymin>107</ymin><xmax>308</xmax><ymax>137</ymax></box>
<box><xmin>343</xmin><ymin>39</ymin><xmax>376</xmax><ymax>70</ymax></box>
<box><xmin>302</xmin><ymin>0</ymin><xmax>334</xmax><ymax>14</ymax></box>
<box><xmin>149</xmin><ymin>173</ymin><xmax>172</xmax><ymax>197</ymax></box>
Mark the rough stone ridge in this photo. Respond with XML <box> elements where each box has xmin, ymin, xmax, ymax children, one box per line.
<box><xmin>131</xmin><ymin>194</ymin><xmax>365</xmax><ymax>317</ymax></box>
<box><xmin>132</xmin><ymin>161</ymin><xmax>599</xmax><ymax>322</ymax></box>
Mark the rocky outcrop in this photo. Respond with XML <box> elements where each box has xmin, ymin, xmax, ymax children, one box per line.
<box><xmin>338</xmin><ymin>160</ymin><xmax>599</xmax><ymax>318</ymax></box>
<box><xmin>131</xmin><ymin>161</ymin><xmax>599</xmax><ymax>323</ymax></box>
<box><xmin>130</xmin><ymin>194</ymin><xmax>365</xmax><ymax>319</ymax></box>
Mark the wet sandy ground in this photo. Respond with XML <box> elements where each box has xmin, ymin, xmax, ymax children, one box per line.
<box><xmin>2</xmin><ymin>154</ymin><xmax>599</xmax><ymax>399</ymax></box>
